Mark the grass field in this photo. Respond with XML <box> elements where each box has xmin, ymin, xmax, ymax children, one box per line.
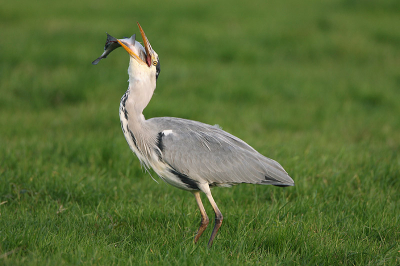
<box><xmin>1</xmin><ymin>0</ymin><xmax>400</xmax><ymax>264</ymax></box>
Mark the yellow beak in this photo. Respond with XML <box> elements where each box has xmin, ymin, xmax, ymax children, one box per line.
<box><xmin>117</xmin><ymin>22</ymin><xmax>155</xmax><ymax>67</ymax></box>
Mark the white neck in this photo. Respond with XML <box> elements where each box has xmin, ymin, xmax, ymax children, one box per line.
<box><xmin>119</xmin><ymin>59</ymin><xmax>158</xmax><ymax>168</ymax></box>
<box><xmin>126</xmin><ymin>57</ymin><xmax>157</xmax><ymax>119</ymax></box>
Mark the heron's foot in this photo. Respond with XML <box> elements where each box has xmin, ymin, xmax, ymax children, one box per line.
<box><xmin>194</xmin><ymin>217</ymin><xmax>209</xmax><ymax>243</ymax></box>
<box><xmin>207</xmin><ymin>214</ymin><xmax>223</xmax><ymax>247</ymax></box>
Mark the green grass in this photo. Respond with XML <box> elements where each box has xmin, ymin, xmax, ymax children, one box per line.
<box><xmin>1</xmin><ymin>0</ymin><xmax>400</xmax><ymax>264</ymax></box>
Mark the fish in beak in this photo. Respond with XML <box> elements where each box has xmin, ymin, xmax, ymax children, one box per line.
<box><xmin>92</xmin><ymin>33</ymin><xmax>122</xmax><ymax>65</ymax></box>
<box><xmin>117</xmin><ymin>22</ymin><xmax>158</xmax><ymax>67</ymax></box>
<box><xmin>92</xmin><ymin>22</ymin><xmax>158</xmax><ymax>67</ymax></box>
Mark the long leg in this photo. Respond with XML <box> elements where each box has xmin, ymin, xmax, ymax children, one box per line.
<box><xmin>193</xmin><ymin>191</ymin><xmax>209</xmax><ymax>243</ymax></box>
<box><xmin>205</xmin><ymin>190</ymin><xmax>223</xmax><ymax>247</ymax></box>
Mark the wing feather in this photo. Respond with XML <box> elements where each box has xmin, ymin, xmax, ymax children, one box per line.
<box><xmin>148</xmin><ymin>117</ymin><xmax>294</xmax><ymax>187</ymax></box>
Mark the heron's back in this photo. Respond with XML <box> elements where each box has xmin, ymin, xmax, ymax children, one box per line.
<box><xmin>146</xmin><ymin>117</ymin><xmax>294</xmax><ymax>189</ymax></box>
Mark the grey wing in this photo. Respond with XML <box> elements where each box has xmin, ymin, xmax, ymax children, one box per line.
<box><xmin>156</xmin><ymin>118</ymin><xmax>294</xmax><ymax>187</ymax></box>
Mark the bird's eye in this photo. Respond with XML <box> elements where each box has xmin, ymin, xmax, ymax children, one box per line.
<box><xmin>153</xmin><ymin>61</ymin><xmax>157</xmax><ymax>66</ymax></box>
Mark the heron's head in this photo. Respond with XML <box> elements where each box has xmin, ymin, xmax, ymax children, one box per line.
<box><xmin>118</xmin><ymin>23</ymin><xmax>160</xmax><ymax>81</ymax></box>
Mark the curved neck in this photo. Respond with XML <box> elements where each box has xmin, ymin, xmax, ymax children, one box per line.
<box><xmin>126</xmin><ymin>59</ymin><xmax>157</xmax><ymax>117</ymax></box>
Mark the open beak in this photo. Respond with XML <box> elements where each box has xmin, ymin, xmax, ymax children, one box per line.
<box><xmin>117</xmin><ymin>22</ymin><xmax>156</xmax><ymax>67</ymax></box>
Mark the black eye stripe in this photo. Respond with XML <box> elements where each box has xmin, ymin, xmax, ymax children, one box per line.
<box><xmin>156</xmin><ymin>59</ymin><xmax>161</xmax><ymax>80</ymax></box>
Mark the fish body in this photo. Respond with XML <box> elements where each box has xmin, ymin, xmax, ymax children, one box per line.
<box><xmin>92</xmin><ymin>33</ymin><xmax>136</xmax><ymax>65</ymax></box>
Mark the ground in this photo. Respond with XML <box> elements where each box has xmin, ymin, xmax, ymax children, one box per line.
<box><xmin>1</xmin><ymin>0</ymin><xmax>399</xmax><ymax>265</ymax></box>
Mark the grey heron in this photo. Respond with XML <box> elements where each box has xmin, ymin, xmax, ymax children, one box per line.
<box><xmin>92</xmin><ymin>22</ymin><xmax>294</xmax><ymax>247</ymax></box>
